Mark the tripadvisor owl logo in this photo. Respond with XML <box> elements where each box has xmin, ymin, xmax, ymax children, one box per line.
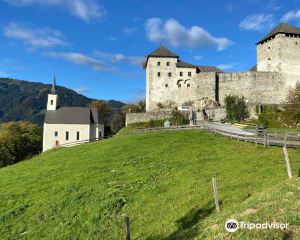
<box><xmin>225</xmin><ymin>219</ymin><xmax>239</xmax><ymax>232</ymax></box>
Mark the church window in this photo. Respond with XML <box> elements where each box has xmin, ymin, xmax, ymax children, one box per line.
<box><xmin>188</xmin><ymin>72</ymin><xmax>192</xmax><ymax>76</ymax></box>
<box><xmin>180</xmin><ymin>72</ymin><xmax>183</xmax><ymax>76</ymax></box>
<box><xmin>187</xmin><ymin>84</ymin><xmax>190</xmax><ymax>87</ymax></box>
<box><xmin>167</xmin><ymin>62</ymin><xmax>170</xmax><ymax>66</ymax></box>
<box><xmin>51</xmin><ymin>100</ymin><xmax>53</xmax><ymax>105</ymax></box>
<box><xmin>165</xmin><ymin>84</ymin><xmax>168</xmax><ymax>87</ymax></box>
<box><xmin>54</xmin><ymin>131</ymin><xmax>58</xmax><ymax>137</ymax></box>
<box><xmin>157</xmin><ymin>62</ymin><xmax>160</xmax><ymax>66</ymax></box>
<box><xmin>66</xmin><ymin>131</ymin><xmax>69</xmax><ymax>141</ymax></box>
<box><xmin>76</xmin><ymin>131</ymin><xmax>80</xmax><ymax>140</ymax></box>
<box><xmin>157</xmin><ymin>72</ymin><xmax>161</xmax><ymax>77</ymax></box>
<box><xmin>168</xmin><ymin>72</ymin><xmax>172</xmax><ymax>77</ymax></box>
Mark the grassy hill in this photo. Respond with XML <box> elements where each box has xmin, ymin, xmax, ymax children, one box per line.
<box><xmin>0</xmin><ymin>130</ymin><xmax>299</xmax><ymax>239</ymax></box>
<box><xmin>0</xmin><ymin>78</ymin><xmax>125</xmax><ymax>125</ymax></box>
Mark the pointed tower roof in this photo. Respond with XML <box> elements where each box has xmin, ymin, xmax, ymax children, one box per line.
<box><xmin>50</xmin><ymin>76</ymin><xmax>56</xmax><ymax>94</ymax></box>
<box><xmin>142</xmin><ymin>45</ymin><xmax>179</xmax><ymax>68</ymax></box>
<box><xmin>257</xmin><ymin>23</ymin><xmax>300</xmax><ymax>44</ymax></box>
<box><xmin>148</xmin><ymin>45</ymin><xmax>179</xmax><ymax>58</ymax></box>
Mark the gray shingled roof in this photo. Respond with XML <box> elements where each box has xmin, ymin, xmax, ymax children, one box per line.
<box><xmin>257</xmin><ymin>23</ymin><xmax>300</xmax><ymax>44</ymax></box>
<box><xmin>198</xmin><ymin>66</ymin><xmax>224</xmax><ymax>73</ymax></box>
<box><xmin>148</xmin><ymin>45</ymin><xmax>179</xmax><ymax>58</ymax></box>
<box><xmin>176</xmin><ymin>60</ymin><xmax>197</xmax><ymax>68</ymax></box>
<box><xmin>45</xmin><ymin>107</ymin><xmax>99</xmax><ymax>124</ymax></box>
<box><xmin>143</xmin><ymin>45</ymin><xmax>179</xmax><ymax>68</ymax></box>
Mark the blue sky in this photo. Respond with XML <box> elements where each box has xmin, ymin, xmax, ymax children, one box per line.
<box><xmin>0</xmin><ymin>0</ymin><xmax>300</xmax><ymax>103</ymax></box>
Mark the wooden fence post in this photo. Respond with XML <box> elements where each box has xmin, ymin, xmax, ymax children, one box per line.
<box><xmin>283</xmin><ymin>146</ymin><xmax>292</xmax><ymax>180</ymax></box>
<box><xmin>284</xmin><ymin>136</ymin><xmax>287</xmax><ymax>147</ymax></box>
<box><xmin>212</xmin><ymin>177</ymin><xmax>220</xmax><ymax>212</ymax></box>
<box><xmin>264</xmin><ymin>134</ymin><xmax>267</xmax><ymax>147</ymax></box>
<box><xmin>124</xmin><ymin>216</ymin><xmax>130</xmax><ymax>240</ymax></box>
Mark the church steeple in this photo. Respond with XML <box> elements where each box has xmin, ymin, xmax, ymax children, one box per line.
<box><xmin>51</xmin><ymin>76</ymin><xmax>56</xmax><ymax>94</ymax></box>
<box><xmin>47</xmin><ymin>76</ymin><xmax>58</xmax><ymax>111</ymax></box>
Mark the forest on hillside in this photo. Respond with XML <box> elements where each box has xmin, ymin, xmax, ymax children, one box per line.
<box><xmin>0</xmin><ymin>78</ymin><xmax>125</xmax><ymax>125</ymax></box>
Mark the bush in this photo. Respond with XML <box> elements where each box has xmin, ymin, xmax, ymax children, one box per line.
<box><xmin>170</xmin><ymin>109</ymin><xmax>189</xmax><ymax>126</ymax></box>
<box><xmin>224</xmin><ymin>95</ymin><xmax>249</xmax><ymax>122</ymax></box>
<box><xmin>128</xmin><ymin>119</ymin><xmax>165</xmax><ymax>128</ymax></box>
<box><xmin>122</xmin><ymin>100</ymin><xmax>146</xmax><ymax>113</ymax></box>
<box><xmin>0</xmin><ymin>121</ymin><xmax>42</xmax><ymax>168</ymax></box>
<box><xmin>283</xmin><ymin>83</ymin><xmax>300</xmax><ymax>124</ymax></box>
<box><xmin>256</xmin><ymin>105</ymin><xmax>283</xmax><ymax>128</ymax></box>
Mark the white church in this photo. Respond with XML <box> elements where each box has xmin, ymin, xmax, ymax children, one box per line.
<box><xmin>43</xmin><ymin>78</ymin><xmax>104</xmax><ymax>152</ymax></box>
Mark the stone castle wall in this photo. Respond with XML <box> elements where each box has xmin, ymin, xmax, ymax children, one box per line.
<box><xmin>125</xmin><ymin>111</ymin><xmax>172</xmax><ymax>126</ymax></box>
<box><xmin>218</xmin><ymin>71</ymin><xmax>285</xmax><ymax>105</ymax></box>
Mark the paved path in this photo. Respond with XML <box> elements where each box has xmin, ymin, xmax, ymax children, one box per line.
<box><xmin>202</xmin><ymin>121</ymin><xmax>254</xmax><ymax>136</ymax></box>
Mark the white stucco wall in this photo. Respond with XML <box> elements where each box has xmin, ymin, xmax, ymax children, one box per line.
<box><xmin>43</xmin><ymin>123</ymin><xmax>104</xmax><ymax>152</ymax></box>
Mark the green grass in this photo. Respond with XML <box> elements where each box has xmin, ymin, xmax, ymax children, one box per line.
<box><xmin>1</xmin><ymin>130</ymin><xmax>300</xmax><ymax>239</ymax></box>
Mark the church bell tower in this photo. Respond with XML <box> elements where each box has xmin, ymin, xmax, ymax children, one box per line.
<box><xmin>47</xmin><ymin>77</ymin><xmax>58</xmax><ymax>111</ymax></box>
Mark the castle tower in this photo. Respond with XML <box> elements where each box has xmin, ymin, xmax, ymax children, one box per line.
<box><xmin>257</xmin><ymin>23</ymin><xmax>300</xmax><ymax>76</ymax></box>
<box><xmin>143</xmin><ymin>45</ymin><xmax>179</xmax><ymax>111</ymax></box>
<box><xmin>47</xmin><ymin>77</ymin><xmax>58</xmax><ymax>111</ymax></box>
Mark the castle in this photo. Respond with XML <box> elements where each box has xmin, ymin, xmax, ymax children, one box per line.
<box><xmin>141</xmin><ymin>23</ymin><xmax>300</xmax><ymax>121</ymax></box>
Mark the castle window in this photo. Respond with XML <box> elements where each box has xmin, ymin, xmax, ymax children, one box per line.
<box><xmin>178</xmin><ymin>84</ymin><xmax>181</xmax><ymax>88</ymax></box>
<box><xmin>54</xmin><ymin>131</ymin><xmax>58</xmax><ymax>137</ymax></box>
<box><xmin>168</xmin><ymin>72</ymin><xmax>172</xmax><ymax>77</ymax></box>
<box><xmin>187</xmin><ymin>84</ymin><xmax>190</xmax><ymax>87</ymax></box>
<box><xmin>51</xmin><ymin>100</ymin><xmax>53</xmax><ymax>105</ymax></box>
<box><xmin>65</xmin><ymin>131</ymin><xmax>69</xmax><ymax>141</ymax></box>
<box><xmin>76</xmin><ymin>131</ymin><xmax>80</xmax><ymax>141</ymax></box>
<box><xmin>167</xmin><ymin>62</ymin><xmax>170</xmax><ymax>66</ymax></box>
<box><xmin>165</xmin><ymin>84</ymin><xmax>168</xmax><ymax>87</ymax></box>
<box><xmin>268</xmin><ymin>58</ymin><xmax>271</xmax><ymax>61</ymax></box>
<box><xmin>188</xmin><ymin>72</ymin><xmax>192</xmax><ymax>76</ymax></box>
<box><xmin>180</xmin><ymin>72</ymin><xmax>183</xmax><ymax>76</ymax></box>
<box><xmin>157</xmin><ymin>62</ymin><xmax>160</xmax><ymax>66</ymax></box>
<box><xmin>157</xmin><ymin>72</ymin><xmax>161</xmax><ymax>77</ymax></box>
<box><xmin>268</xmin><ymin>47</ymin><xmax>271</xmax><ymax>49</ymax></box>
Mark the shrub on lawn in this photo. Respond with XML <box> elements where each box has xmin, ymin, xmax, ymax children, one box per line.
<box><xmin>224</xmin><ymin>95</ymin><xmax>249</xmax><ymax>122</ymax></box>
<box><xmin>170</xmin><ymin>109</ymin><xmax>189</xmax><ymax>126</ymax></box>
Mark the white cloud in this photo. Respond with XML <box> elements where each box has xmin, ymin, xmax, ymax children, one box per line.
<box><xmin>193</xmin><ymin>55</ymin><xmax>203</xmax><ymax>61</ymax></box>
<box><xmin>94</xmin><ymin>51</ymin><xmax>144</xmax><ymax>66</ymax></box>
<box><xmin>4</xmin><ymin>23</ymin><xmax>67</xmax><ymax>49</ymax></box>
<box><xmin>45</xmin><ymin>51</ymin><xmax>116</xmax><ymax>71</ymax></box>
<box><xmin>73</xmin><ymin>87</ymin><xmax>89</xmax><ymax>94</ymax></box>
<box><xmin>239</xmin><ymin>14</ymin><xmax>275</xmax><ymax>31</ymax></box>
<box><xmin>107</xmin><ymin>36</ymin><xmax>117</xmax><ymax>41</ymax></box>
<box><xmin>145</xmin><ymin>18</ymin><xmax>233</xmax><ymax>51</ymax></box>
<box><xmin>217</xmin><ymin>63</ymin><xmax>238</xmax><ymax>70</ymax></box>
<box><xmin>124</xmin><ymin>27</ymin><xmax>138</xmax><ymax>35</ymax></box>
<box><xmin>282</xmin><ymin>10</ymin><xmax>300</xmax><ymax>22</ymax></box>
<box><xmin>4</xmin><ymin>0</ymin><xmax>106</xmax><ymax>22</ymax></box>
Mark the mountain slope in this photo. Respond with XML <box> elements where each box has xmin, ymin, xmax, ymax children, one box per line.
<box><xmin>0</xmin><ymin>130</ymin><xmax>299</xmax><ymax>239</ymax></box>
<box><xmin>0</xmin><ymin>78</ymin><xmax>125</xmax><ymax>125</ymax></box>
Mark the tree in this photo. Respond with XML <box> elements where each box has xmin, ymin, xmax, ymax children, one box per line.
<box><xmin>111</xmin><ymin>112</ymin><xmax>125</xmax><ymax>134</ymax></box>
<box><xmin>122</xmin><ymin>100</ymin><xmax>146</xmax><ymax>114</ymax></box>
<box><xmin>224</xmin><ymin>95</ymin><xmax>249</xmax><ymax>122</ymax></box>
<box><xmin>283</xmin><ymin>83</ymin><xmax>300</xmax><ymax>124</ymax></box>
<box><xmin>0</xmin><ymin>121</ymin><xmax>42</xmax><ymax>168</ymax></box>
<box><xmin>88</xmin><ymin>100</ymin><xmax>110</xmax><ymax>116</ymax></box>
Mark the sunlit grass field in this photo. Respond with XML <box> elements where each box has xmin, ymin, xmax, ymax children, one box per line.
<box><xmin>1</xmin><ymin>129</ymin><xmax>299</xmax><ymax>239</ymax></box>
